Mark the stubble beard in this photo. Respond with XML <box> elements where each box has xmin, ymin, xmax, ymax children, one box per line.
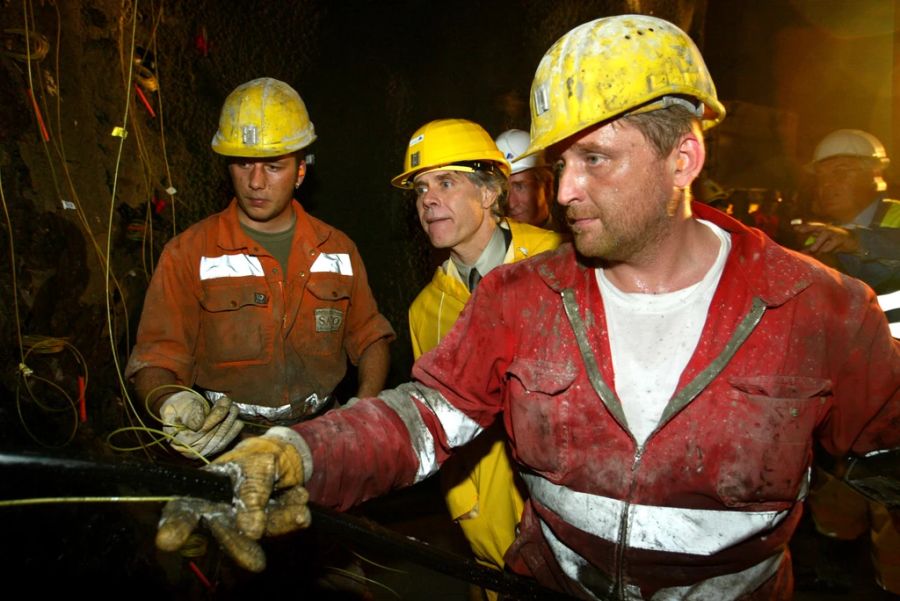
<box><xmin>572</xmin><ymin>201</ymin><xmax>672</xmax><ymax>263</ymax></box>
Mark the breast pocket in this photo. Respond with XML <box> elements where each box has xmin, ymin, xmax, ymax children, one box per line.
<box><xmin>716</xmin><ymin>375</ymin><xmax>831</xmax><ymax>506</ymax></box>
<box><xmin>300</xmin><ymin>274</ymin><xmax>352</xmax><ymax>356</ymax></box>
<box><xmin>199</xmin><ymin>281</ymin><xmax>272</xmax><ymax>365</ymax></box>
<box><xmin>506</xmin><ymin>358</ymin><xmax>577</xmax><ymax>475</ymax></box>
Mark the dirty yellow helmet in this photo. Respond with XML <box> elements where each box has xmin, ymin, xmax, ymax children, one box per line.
<box><xmin>524</xmin><ymin>14</ymin><xmax>726</xmax><ymax>158</ymax></box>
<box><xmin>391</xmin><ymin>119</ymin><xmax>510</xmax><ymax>189</ymax></box>
<box><xmin>211</xmin><ymin>77</ymin><xmax>316</xmax><ymax>157</ymax></box>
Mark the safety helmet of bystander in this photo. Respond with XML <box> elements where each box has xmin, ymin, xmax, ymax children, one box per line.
<box><xmin>211</xmin><ymin>77</ymin><xmax>316</xmax><ymax>158</ymax></box>
<box><xmin>392</xmin><ymin>119</ymin><xmax>510</xmax><ymax>189</ymax></box>
<box><xmin>811</xmin><ymin>129</ymin><xmax>890</xmax><ymax>168</ymax></box>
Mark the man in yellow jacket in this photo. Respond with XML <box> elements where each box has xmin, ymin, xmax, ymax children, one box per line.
<box><xmin>392</xmin><ymin>119</ymin><xmax>564</xmax><ymax>588</ymax></box>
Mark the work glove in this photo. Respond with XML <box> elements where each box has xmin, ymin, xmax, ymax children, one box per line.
<box><xmin>160</xmin><ymin>391</ymin><xmax>244</xmax><ymax>459</ymax></box>
<box><xmin>156</xmin><ymin>427</ymin><xmax>311</xmax><ymax>571</ymax></box>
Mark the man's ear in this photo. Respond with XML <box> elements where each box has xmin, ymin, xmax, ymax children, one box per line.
<box><xmin>672</xmin><ymin>129</ymin><xmax>705</xmax><ymax>190</ymax></box>
<box><xmin>295</xmin><ymin>159</ymin><xmax>307</xmax><ymax>189</ymax></box>
<box><xmin>480</xmin><ymin>185</ymin><xmax>499</xmax><ymax>210</ymax></box>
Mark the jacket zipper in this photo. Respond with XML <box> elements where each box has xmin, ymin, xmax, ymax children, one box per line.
<box><xmin>613</xmin><ymin>443</ymin><xmax>645</xmax><ymax>600</ymax></box>
<box><xmin>561</xmin><ymin>289</ymin><xmax>767</xmax><ymax>599</ymax></box>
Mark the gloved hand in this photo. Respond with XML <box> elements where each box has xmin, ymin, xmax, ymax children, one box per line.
<box><xmin>160</xmin><ymin>391</ymin><xmax>244</xmax><ymax>459</ymax></box>
<box><xmin>156</xmin><ymin>427</ymin><xmax>311</xmax><ymax>571</ymax></box>
<box><xmin>155</xmin><ymin>487</ymin><xmax>311</xmax><ymax>572</ymax></box>
<box><xmin>211</xmin><ymin>427</ymin><xmax>307</xmax><ymax>538</ymax></box>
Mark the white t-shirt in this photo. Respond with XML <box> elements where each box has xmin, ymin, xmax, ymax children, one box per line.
<box><xmin>596</xmin><ymin>220</ymin><xmax>732</xmax><ymax>446</ymax></box>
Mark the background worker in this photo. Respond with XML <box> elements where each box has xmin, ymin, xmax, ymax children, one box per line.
<box><xmin>493</xmin><ymin>128</ymin><xmax>563</xmax><ymax>232</ymax></box>
<box><xmin>394</xmin><ymin>118</ymin><xmax>563</xmax><ymax>586</ymax></box>
<box><xmin>797</xmin><ymin>127</ymin><xmax>900</xmax><ymax>595</ymax></box>
<box><xmin>793</xmin><ymin>128</ymin><xmax>900</xmax><ymax>294</ymax></box>
<box><xmin>692</xmin><ymin>174</ymin><xmax>732</xmax><ymax>214</ymax></box>
<box><xmin>156</xmin><ymin>16</ymin><xmax>900</xmax><ymax>601</ymax></box>
<box><xmin>125</xmin><ymin>77</ymin><xmax>395</xmax><ymax>459</ymax></box>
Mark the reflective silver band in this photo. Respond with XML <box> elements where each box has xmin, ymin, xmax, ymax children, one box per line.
<box><xmin>198</xmin><ymin>253</ymin><xmax>264</xmax><ymax>280</ymax></box>
<box><xmin>539</xmin><ymin>519</ymin><xmax>784</xmax><ymax>601</ymax></box>
<box><xmin>203</xmin><ymin>390</ymin><xmax>331</xmax><ymax>421</ymax></box>
<box><xmin>523</xmin><ymin>474</ymin><xmax>789</xmax><ymax>556</ymax></box>
<box><xmin>378</xmin><ymin>383</ymin><xmax>483</xmax><ymax>482</ymax></box>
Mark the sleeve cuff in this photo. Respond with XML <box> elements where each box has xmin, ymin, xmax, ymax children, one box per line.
<box><xmin>265</xmin><ymin>426</ymin><xmax>314</xmax><ymax>483</ymax></box>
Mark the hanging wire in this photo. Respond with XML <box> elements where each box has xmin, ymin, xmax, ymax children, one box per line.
<box><xmin>14</xmin><ymin>0</ymin><xmax>182</xmax><ymax>457</ymax></box>
<box><xmin>102</xmin><ymin>0</ymin><xmax>162</xmax><ymax>458</ymax></box>
<box><xmin>11</xmin><ymin>0</ymin><xmax>124</xmax><ymax>449</ymax></box>
<box><xmin>2</xmin><ymin>161</ymin><xmax>86</xmax><ymax>447</ymax></box>
<box><xmin>15</xmin><ymin>336</ymin><xmax>88</xmax><ymax>448</ymax></box>
<box><xmin>146</xmin><ymin>0</ymin><xmax>179</xmax><ymax>240</ymax></box>
<box><xmin>0</xmin><ymin>168</ymin><xmax>25</xmax><ymax>367</ymax></box>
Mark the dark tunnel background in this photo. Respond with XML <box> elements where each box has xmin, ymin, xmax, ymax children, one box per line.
<box><xmin>0</xmin><ymin>0</ymin><xmax>897</xmax><ymax>598</ymax></box>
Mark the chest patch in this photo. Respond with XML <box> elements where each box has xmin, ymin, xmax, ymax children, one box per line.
<box><xmin>315</xmin><ymin>308</ymin><xmax>344</xmax><ymax>332</ymax></box>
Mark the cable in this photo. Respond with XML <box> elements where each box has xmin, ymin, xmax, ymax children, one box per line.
<box><xmin>106</xmin><ymin>384</ymin><xmax>214</xmax><ymax>464</ymax></box>
<box><xmin>146</xmin><ymin>1</ymin><xmax>178</xmax><ymax>239</ymax></box>
<box><xmin>103</xmin><ymin>0</ymin><xmax>162</xmax><ymax>459</ymax></box>
<box><xmin>1</xmin><ymin>27</ymin><xmax>49</xmax><ymax>61</ymax></box>
<box><xmin>0</xmin><ymin>495</ymin><xmax>176</xmax><ymax>508</ymax></box>
<box><xmin>0</xmin><ymin>165</ymin><xmax>24</xmax><ymax>365</ymax></box>
<box><xmin>2</xmin><ymin>165</ymin><xmax>86</xmax><ymax>448</ymax></box>
<box><xmin>9</xmin><ymin>1</ymin><xmax>100</xmax><ymax>448</ymax></box>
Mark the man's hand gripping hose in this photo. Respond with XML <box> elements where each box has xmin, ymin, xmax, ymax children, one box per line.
<box><xmin>155</xmin><ymin>427</ymin><xmax>311</xmax><ymax>571</ymax></box>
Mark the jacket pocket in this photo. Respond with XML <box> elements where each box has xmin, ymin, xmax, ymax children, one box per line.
<box><xmin>297</xmin><ymin>274</ymin><xmax>352</xmax><ymax>356</ymax></box>
<box><xmin>716</xmin><ymin>375</ymin><xmax>830</xmax><ymax>507</ymax></box>
<box><xmin>506</xmin><ymin>358</ymin><xmax>577</xmax><ymax>474</ymax></box>
<box><xmin>199</xmin><ymin>281</ymin><xmax>272</xmax><ymax>365</ymax></box>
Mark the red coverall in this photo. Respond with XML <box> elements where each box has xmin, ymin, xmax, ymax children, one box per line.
<box><xmin>292</xmin><ymin>203</ymin><xmax>900</xmax><ymax>600</ymax></box>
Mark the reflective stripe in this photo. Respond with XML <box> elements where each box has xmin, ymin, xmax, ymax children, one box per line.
<box><xmin>523</xmin><ymin>474</ymin><xmax>789</xmax><ymax>556</ymax></box>
<box><xmin>878</xmin><ymin>290</ymin><xmax>900</xmax><ymax>313</ymax></box>
<box><xmin>378</xmin><ymin>383</ymin><xmax>483</xmax><ymax>482</ymax></box>
<box><xmin>877</xmin><ymin>291</ymin><xmax>900</xmax><ymax>337</ymax></box>
<box><xmin>202</xmin><ymin>390</ymin><xmax>331</xmax><ymax>421</ymax></box>
<box><xmin>310</xmin><ymin>252</ymin><xmax>353</xmax><ymax>275</ymax></box>
<box><xmin>539</xmin><ymin>520</ymin><xmax>783</xmax><ymax>601</ymax></box>
<box><xmin>539</xmin><ymin>520</ymin><xmax>622</xmax><ymax>600</ymax></box>
<box><xmin>199</xmin><ymin>254</ymin><xmax>264</xmax><ymax>280</ymax></box>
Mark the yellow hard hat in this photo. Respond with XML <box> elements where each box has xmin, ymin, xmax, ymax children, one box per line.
<box><xmin>211</xmin><ymin>77</ymin><xmax>316</xmax><ymax>157</ymax></box>
<box><xmin>391</xmin><ymin>119</ymin><xmax>510</xmax><ymax>189</ymax></box>
<box><xmin>524</xmin><ymin>14</ymin><xmax>726</xmax><ymax>158</ymax></box>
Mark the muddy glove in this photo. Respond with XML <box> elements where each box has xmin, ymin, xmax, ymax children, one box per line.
<box><xmin>156</xmin><ymin>427</ymin><xmax>311</xmax><ymax>571</ymax></box>
<box><xmin>155</xmin><ymin>487</ymin><xmax>311</xmax><ymax>572</ymax></box>
<box><xmin>160</xmin><ymin>391</ymin><xmax>244</xmax><ymax>459</ymax></box>
<box><xmin>212</xmin><ymin>427</ymin><xmax>308</xmax><ymax>538</ymax></box>
<box><xmin>156</xmin><ymin>497</ymin><xmax>267</xmax><ymax>572</ymax></box>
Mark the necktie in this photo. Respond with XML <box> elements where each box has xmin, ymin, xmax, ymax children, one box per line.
<box><xmin>468</xmin><ymin>268</ymin><xmax>482</xmax><ymax>291</ymax></box>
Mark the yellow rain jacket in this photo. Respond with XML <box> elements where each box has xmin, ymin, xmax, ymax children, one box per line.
<box><xmin>408</xmin><ymin>219</ymin><xmax>564</xmax><ymax>571</ymax></box>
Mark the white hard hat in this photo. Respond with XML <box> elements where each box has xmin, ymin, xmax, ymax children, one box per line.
<box><xmin>812</xmin><ymin>129</ymin><xmax>889</xmax><ymax>167</ymax></box>
<box><xmin>495</xmin><ymin>129</ymin><xmax>546</xmax><ymax>175</ymax></box>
